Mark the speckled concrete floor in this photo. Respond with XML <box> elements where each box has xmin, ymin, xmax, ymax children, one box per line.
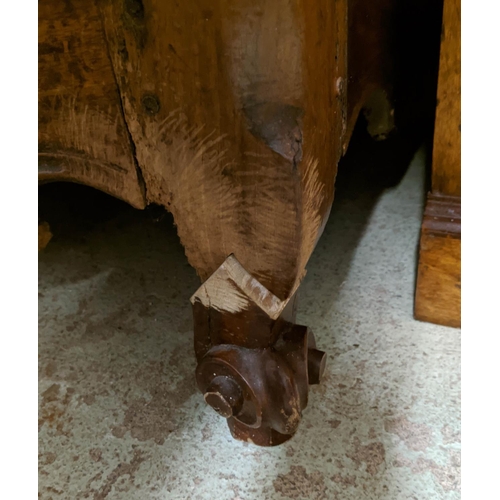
<box><xmin>38</xmin><ymin>144</ymin><xmax>460</xmax><ymax>499</ymax></box>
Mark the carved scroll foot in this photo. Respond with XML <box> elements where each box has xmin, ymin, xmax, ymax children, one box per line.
<box><xmin>190</xmin><ymin>255</ymin><xmax>326</xmax><ymax>446</ymax></box>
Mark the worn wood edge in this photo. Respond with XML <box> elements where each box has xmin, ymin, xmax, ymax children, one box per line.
<box><xmin>421</xmin><ymin>193</ymin><xmax>461</xmax><ymax>238</ymax></box>
<box><xmin>38</xmin><ymin>155</ymin><xmax>146</xmax><ymax>210</ymax></box>
<box><xmin>414</xmin><ymin>193</ymin><xmax>461</xmax><ymax>328</ymax></box>
<box><xmin>190</xmin><ymin>254</ymin><xmax>304</xmax><ymax>319</ymax></box>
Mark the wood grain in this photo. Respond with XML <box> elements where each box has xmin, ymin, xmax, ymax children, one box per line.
<box><xmin>415</xmin><ymin>194</ymin><xmax>461</xmax><ymax>328</ymax></box>
<box><xmin>38</xmin><ymin>0</ymin><xmax>145</xmax><ymax>208</ymax></box>
<box><xmin>98</xmin><ymin>0</ymin><xmax>348</xmax><ymax>300</ymax></box>
<box><xmin>431</xmin><ymin>0</ymin><xmax>461</xmax><ymax>196</ymax></box>
<box><xmin>39</xmin><ymin>0</ymin><xmax>439</xmax><ymax>302</ymax></box>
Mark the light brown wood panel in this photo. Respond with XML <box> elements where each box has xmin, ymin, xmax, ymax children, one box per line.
<box><xmin>431</xmin><ymin>0</ymin><xmax>461</xmax><ymax>196</ymax></box>
<box><xmin>38</xmin><ymin>0</ymin><xmax>146</xmax><ymax>208</ymax></box>
<box><xmin>415</xmin><ymin>194</ymin><xmax>461</xmax><ymax>327</ymax></box>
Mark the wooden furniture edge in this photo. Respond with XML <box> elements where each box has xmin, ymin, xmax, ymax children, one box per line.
<box><xmin>414</xmin><ymin>193</ymin><xmax>461</xmax><ymax>328</ymax></box>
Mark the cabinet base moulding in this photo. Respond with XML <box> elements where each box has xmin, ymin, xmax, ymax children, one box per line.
<box><xmin>414</xmin><ymin>193</ymin><xmax>461</xmax><ymax>328</ymax></box>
